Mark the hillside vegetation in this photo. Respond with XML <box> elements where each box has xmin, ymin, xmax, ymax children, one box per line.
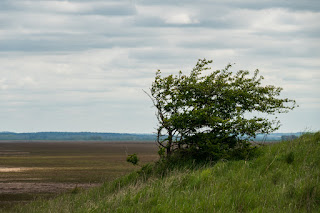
<box><xmin>6</xmin><ymin>132</ymin><xmax>320</xmax><ymax>212</ymax></box>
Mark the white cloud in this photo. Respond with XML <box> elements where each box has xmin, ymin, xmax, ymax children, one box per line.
<box><xmin>18</xmin><ymin>76</ymin><xmax>36</xmax><ymax>88</ymax></box>
<box><xmin>250</xmin><ymin>8</ymin><xmax>320</xmax><ymax>33</ymax></box>
<box><xmin>164</xmin><ymin>13</ymin><xmax>198</xmax><ymax>24</ymax></box>
<box><xmin>0</xmin><ymin>78</ymin><xmax>9</xmax><ymax>90</ymax></box>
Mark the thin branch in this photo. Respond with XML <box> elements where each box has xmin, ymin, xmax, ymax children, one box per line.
<box><xmin>143</xmin><ymin>89</ymin><xmax>157</xmax><ymax>107</ymax></box>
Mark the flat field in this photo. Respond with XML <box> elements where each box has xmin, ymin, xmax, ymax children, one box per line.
<box><xmin>0</xmin><ymin>141</ymin><xmax>158</xmax><ymax>209</ymax></box>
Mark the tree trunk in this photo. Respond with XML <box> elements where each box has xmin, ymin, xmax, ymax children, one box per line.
<box><xmin>166</xmin><ymin>130</ymin><xmax>173</xmax><ymax>156</ymax></box>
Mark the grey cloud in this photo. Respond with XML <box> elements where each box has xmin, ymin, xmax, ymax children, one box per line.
<box><xmin>232</xmin><ymin>1</ymin><xmax>320</xmax><ymax>12</ymax></box>
<box><xmin>0</xmin><ymin>31</ymin><xmax>161</xmax><ymax>52</ymax></box>
<box><xmin>85</xmin><ymin>4</ymin><xmax>136</xmax><ymax>16</ymax></box>
<box><xmin>0</xmin><ymin>1</ymin><xmax>136</xmax><ymax>16</ymax></box>
<box><xmin>296</xmin><ymin>28</ymin><xmax>320</xmax><ymax>39</ymax></box>
<box><xmin>0</xmin><ymin>37</ymin><xmax>106</xmax><ymax>52</ymax></box>
<box><xmin>0</xmin><ymin>1</ymin><xmax>16</xmax><ymax>11</ymax></box>
<box><xmin>127</xmin><ymin>49</ymin><xmax>208</xmax><ymax>76</ymax></box>
<box><xmin>282</xmin><ymin>62</ymin><xmax>320</xmax><ymax>70</ymax></box>
<box><xmin>282</xmin><ymin>76</ymin><xmax>315</xmax><ymax>83</ymax></box>
<box><xmin>0</xmin><ymin>0</ymin><xmax>319</xmax><ymax>133</ymax></box>
<box><xmin>135</xmin><ymin>19</ymin><xmax>200</xmax><ymax>28</ymax></box>
<box><xmin>138</xmin><ymin>0</ymin><xmax>320</xmax><ymax>12</ymax></box>
<box><xmin>180</xmin><ymin>40</ymin><xmax>248</xmax><ymax>50</ymax></box>
<box><xmin>247</xmin><ymin>45</ymin><xmax>320</xmax><ymax>58</ymax></box>
<box><xmin>180</xmin><ymin>34</ymin><xmax>320</xmax><ymax>59</ymax></box>
<box><xmin>128</xmin><ymin>48</ymin><xmax>194</xmax><ymax>63</ymax></box>
<box><xmin>136</xmin><ymin>0</ymin><xmax>199</xmax><ymax>5</ymax></box>
<box><xmin>134</xmin><ymin>16</ymin><xmax>236</xmax><ymax>29</ymax></box>
<box><xmin>132</xmin><ymin>5</ymin><xmax>260</xmax><ymax>29</ymax></box>
<box><xmin>252</xmin><ymin>29</ymin><xmax>320</xmax><ymax>39</ymax></box>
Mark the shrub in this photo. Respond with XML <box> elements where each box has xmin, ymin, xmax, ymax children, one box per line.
<box><xmin>147</xmin><ymin>59</ymin><xmax>296</xmax><ymax>161</ymax></box>
<box><xmin>126</xmin><ymin>153</ymin><xmax>139</xmax><ymax>166</ymax></box>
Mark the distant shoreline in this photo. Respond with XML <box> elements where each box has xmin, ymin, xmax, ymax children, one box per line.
<box><xmin>0</xmin><ymin>140</ymin><xmax>156</xmax><ymax>143</ymax></box>
<box><xmin>0</xmin><ymin>131</ymin><xmax>304</xmax><ymax>142</ymax></box>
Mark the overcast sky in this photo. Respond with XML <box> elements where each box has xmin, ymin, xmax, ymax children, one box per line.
<box><xmin>0</xmin><ymin>0</ymin><xmax>319</xmax><ymax>133</ymax></box>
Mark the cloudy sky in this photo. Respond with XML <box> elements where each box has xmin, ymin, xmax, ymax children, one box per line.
<box><xmin>0</xmin><ymin>0</ymin><xmax>319</xmax><ymax>133</ymax></box>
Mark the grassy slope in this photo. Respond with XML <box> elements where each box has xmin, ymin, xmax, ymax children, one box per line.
<box><xmin>7</xmin><ymin>132</ymin><xmax>320</xmax><ymax>213</ymax></box>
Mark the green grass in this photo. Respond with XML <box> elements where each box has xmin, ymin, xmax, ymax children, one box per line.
<box><xmin>5</xmin><ymin>132</ymin><xmax>320</xmax><ymax>212</ymax></box>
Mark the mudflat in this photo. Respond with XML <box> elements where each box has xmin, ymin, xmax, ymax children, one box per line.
<box><xmin>0</xmin><ymin>141</ymin><xmax>158</xmax><ymax>209</ymax></box>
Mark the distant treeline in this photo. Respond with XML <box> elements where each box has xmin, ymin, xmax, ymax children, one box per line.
<box><xmin>252</xmin><ymin>132</ymin><xmax>303</xmax><ymax>141</ymax></box>
<box><xmin>0</xmin><ymin>132</ymin><xmax>303</xmax><ymax>142</ymax></box>
<box><xmin>0</xmin><ymin>132</ymin><xmax>157</xmax><ymax>141</ymax></box>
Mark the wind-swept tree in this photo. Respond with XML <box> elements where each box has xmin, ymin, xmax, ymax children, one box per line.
<box><xmin>148</xmin><ymin>59</ymin><xmax>297</xmax><ymax>160</ymax></box>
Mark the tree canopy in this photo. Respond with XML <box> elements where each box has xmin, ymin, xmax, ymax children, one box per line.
<box><xmin>148</xmin><ymin>59</ymin><xmax>297</xmax><ymax>160</ymax></box>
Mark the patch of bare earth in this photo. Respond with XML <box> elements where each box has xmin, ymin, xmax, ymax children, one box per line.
<box><xmin>0</xmin><ymin>182</ymin><xmax>100</xmax><ymax>194</ymax></box>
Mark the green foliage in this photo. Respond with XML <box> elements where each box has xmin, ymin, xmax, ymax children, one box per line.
<box><xmin>126</xmin><ymin>153</ymin><xmax>139</xmax><ymax>166</ymax></box>
<box><xmin>285</xmin><ymin>151</ymin><xmax>295</xmax><ymax>164</ymax></box>
<box><xmin>157</xmin><ymin>147</ymin><xmax>165</xmax><ymax>158</ymax></box>
<box><xmin>149</xmin><ymin>59</ymin><xmax>296</xmax><ymax>160</ymax></box>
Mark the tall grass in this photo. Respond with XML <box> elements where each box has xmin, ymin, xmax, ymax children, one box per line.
<box><xmin>5</xmin><ymin>132</ymin><xmax>320</xmax><ymax>212</ymax></box>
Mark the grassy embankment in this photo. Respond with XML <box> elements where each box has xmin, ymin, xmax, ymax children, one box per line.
<box><xmin>6</xmin><ymin>132</ymin><xmax>320</xmax><ymax>212</ymax></box>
